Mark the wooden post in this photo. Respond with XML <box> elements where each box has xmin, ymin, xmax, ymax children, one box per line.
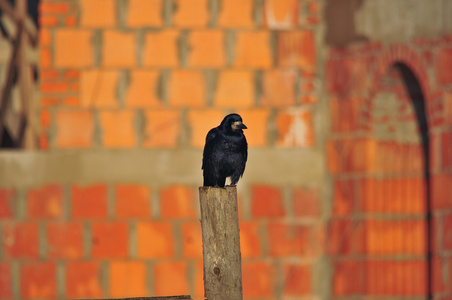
<box><xmin>199</xmin><ymin>186</ymin><xmax>242</xmax><ymax>300</ymax></box>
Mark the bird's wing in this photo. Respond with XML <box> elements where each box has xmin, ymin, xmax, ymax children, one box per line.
<box><xmin>205</xmin><ymin>127</ymin><xmax>217</xmax><ymax>144</ymax></box>
<box><xmin>202</xmin><ymin>128</ymin><xmax>218</xmax><ymax>170</ymax></box>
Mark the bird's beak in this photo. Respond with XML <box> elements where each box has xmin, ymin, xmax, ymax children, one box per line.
<box><xmin>239</xmin><ymin>123</ymin><xmax>247</xmax><ymax>129</ymax></box>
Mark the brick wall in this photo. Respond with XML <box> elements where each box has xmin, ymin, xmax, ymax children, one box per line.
<box><xmin>326</xmin><ymin>41</ymin><xmax>452</xmax><ymax>298</ymax></box>
<box><xmin>1</xmin><ymin>0</ymin><xmax>324</xmax><ymax>299</ymax></box>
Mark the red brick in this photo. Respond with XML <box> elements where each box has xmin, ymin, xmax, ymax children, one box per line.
<box><xmin>91</xmin><ymin>222</ymin><xmax>129</xmax><ymax>258</ymax></box>
<box><xmin>260</xmin><ymin>70</ymin><xmax>296</xmax><ymax>107</ymax></box>
<box><xmin>251</xmin><ymin>185</ymin><xmax>285</xmax><ymax>218</ymax></box>
<box><xmin>239</xmin><ymin>221</ymin><xmax>261</xmax><ymax>258</ymax></box>
<box><xmin>277</xmin><ymin>30</ymin><xmax>315</xmax><ymax>70</ymax></box>
<box><xmin>46</xmin><ymin>222</ymin><xmax>84</xmax><ymax>259</ymax></box>
<box><xmin>80</xmin><ymin>0</ymin><xmax>116</xmax><ymax>27</ymax></box>
<box><xmin>181</xmin><ymin>222</ymin><xmax>203</xmax><ymax>258</ymax></box>
<box><xmin>242</xmin><ymin>262</ymin><xmax>275</xmax><ymax>297</ymax></box>
<box><xmin>444</xmin><ymin>92</ymin><xmax>452</xmax><ymax>126</ymax></box>
<box><xmin>125</xmin><ymin>70</ymin><xmax>162</xmax><ymax>108</ymax></box>
<box><xmin>330</xmin><ymin>97</ymin><xmax>361</xmax><ymax>132</ymax></box>
<box><xmin>65</xmin><ymin>16</ymin><xmax>78</xmax><ymax>27</ymax></box>
<box><xmin>99</xmin><ymin>110</ymin><xmax>137</xmax><ymax>148</ymax></box>
<box><xmin>283</xmin><ymin>263</ymin><xmax>311</xmax><ymax>296</ymax></box>
<box><xmin>55</xmin><ymin>29</ymin><xmax>94</xmax><ymax>67</ymax></box>
<box><xmin>40</xmin><ymin>110</ymin><xmax>51</xmax><ymax>129</ymax></box>
<box><xmin>188</xmin><ymin>30</ymin><xmax>226</xmax><ymax>67</ymax></box>
<box><xmin>40</xmin><ymin>15</ymin><xmax>59</xmax><ymax>27</ymax></box>
<box><xmin>71</xmin><ymin>184</ymin><xmax>108</xmax><ymax>219</ymax></box>
<box><xmin>327</xmin><ymin>219</ymin><xmax>354</xmax><ymax>255</ymax></box>
<box><xmin>40</xmin><ymin>82</ymin><xmax>69</xmax><ymax>93</ymax></box>
<box><xmin>66</xmin><ymin>261</ymin><xmax>103</xmax><ymax>298</ymax></box>
<box><xmin>102</xmin><ymin>31</ymin><xmax>136</xmax><ymax>67</ymax></box>
<box><xmin>333</xmin><ymin>260</ymin><xmax>365</xmax><ymax>295</ymax></box>
<box><xmin>153</xmin><ymin>261</ymin><xmax>189</xmax><ymax>296</ymax></box>
<box><xmin>432</xmin><ymin>174</ymin><xmax>452</xmax><ymax>210</ymax></box>
<box><xmin>0</xmin><ymin>263</ymin><xmax>11</xmax><ymax>298</ymax></box>
<box><xmin>218</xmin><ymin>0</ymin><xmax>254</xmax><ymax>28</ymax></box>
<box><xmin>40</xmin><ymin>29</ymin><xmax>52</xmax><ymax>47</ymax></box>
<box><xmin>293</xmin><ymin>187</ymin><xmax>320</xmax><ymax>217</ymax></box>
<box><xmin>40</xmin><ymin>48</ymin><xmax>52</xmax><ymax>68</ymax></box>
<box><xmin>267</xmin><ymin>222</ymin><xmax>312</xmax><ymax>257</ymax></box>
<box><xmin>2</xmin><ymin>222</ymin><xmax>39</xmax><ymax>259</ymax></box>
<box><xmin>263</xmin><ymin>0</ymin><xmax>299</xmax><ymax>29</ymax></box>
<box><xmin>137</xmin><ymin>222</ymin><xmax>174</xmax><ymax>258</ymax></box>
<box><xmin>234</xmin><ymin>31</ymin><xmax>272</xmax><ymax>68</ymax></box>
<box><xmin>169</xmin><ymin>70</ymin><xmax>206</xmax><ymax>107</ymax></box>
<box><xmin>332</xmin><ymin>179</ymin><xmax>354</xmax><ymax>216</ymax></box>
<box><xmin>110</xmin><ymin>261</ymin><xmax>147</xmax><ymax>297</ymax></box>
<box><xmin>55</xmin><ymin>110</ymin><xmax>94</xmax><ymax>148</ymax></box>
<box><xmin>173</xmin><ymin>0</ymin><xmax>209</xmax><ymax>27</ymax></box>
<box><xmin>27</xmin><ymin>185</ymin><xmax>64</xmax><ymax>219</ymax></box>
<box><xmin>443</xmin><ymin>213</ymin><xmax>452</xmax><ymax>250</ymax></box>
<box><xmin>143</xmin><ymin>30</ymin><xmax>179</xmax><ymax>67</ymax></box>
<box><xmin>143</xmin><ymin>110</ymin><xmax>181</xmax><ymax>148</ymax></box>
<box><xmin>160</xmin><ymin>185</ymin><xmax>196</xmax><ymax>219</ymax></box>
<box><xmin>235</xmin><ymin>109</ymin><xmax>270</xmax><ymax>147</ymax></box>
<box><xmin>20</xmin><ymin>262</ymin><xmax>56</xmax><ymax>299</ymax></box>
<box><xmin>432</xmin><ymin>257</ymin><xmax>446</xmax><ymax>294</ymax></box>
<box><xmin>41</xmin><ymin>69</ymin><xmax>59</xmax><ymax>81</ymax></box>
<box><xmin>436</xmin><ymin>48</ymin><xmax>452</xmax><ymax>85</ymax></box>
<box><xmin>39</xmin><ymin>3</ymin><xmax>69</xmax><ymax>14</ymax></box>
<box><xmin>0</xmin><ymin>188</ymin><xmax>14</xmax><ymax>218</ymax></box>
<box><xmin>442</xmin><ymin>131</ymin><xmax>452</xmax><ymax>168</ymax></box>
<box><xmin>80</xmin><ymin>70</ymin><xmax>119</xmax><ymax>108</ymax></box>
<box><xmin>115</xmin><ymin>184</ymin><xmax>151</xmax><ymax>218</ymax></box>
<box><xmin>276</xmin><ymin>109</ymin><xmax>314</xmax><ymax>147</ymax></box>
<box><xmin>126</xmin><ymin>0</ymin><xmax>163</xmax><ymax>27</ymax></box>
<box><xmin>187</xmin><ymin>110</ymin><xmax>224</xmax><ymax>148</ymax></box>
<box><xmin>214</xmin><ymin>71</ymin><xmax>254</xmax><ymax>108</ymax></box>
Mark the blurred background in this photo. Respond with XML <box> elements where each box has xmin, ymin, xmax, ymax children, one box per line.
<box><xmin>0</xmin><ymin>0</ymin><xmax>451</xmax><ymax>299</ymax></box>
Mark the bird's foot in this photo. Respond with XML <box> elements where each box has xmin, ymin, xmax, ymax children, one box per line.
<box><xmin>226</xmin><ymin>184</ymin><xmax>237</xmax><ymax>187</ymax></box>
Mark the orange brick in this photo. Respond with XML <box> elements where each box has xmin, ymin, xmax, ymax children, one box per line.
<box><xmin>71</xmin><ymin>184</ymin><xmax>108</xmax><ymax>219</ymax></box>
<box><xmin>125</xmin><ymin>70</ymin><xmax>162</xmax><ymax>108</ymax></box>
<box><xmin>276</xmin><ymin>108</ymin><xmax>314</xmax><ymax>147</ymax></box>
<box><xmin>168</xmin><ymin>71</ymin><xmax>206</xmax><ymax>107</ymax></box>
<box><xmin>436</xmin><ymin>47</ymin><xmax>452</xmax><ymax>85</ymax></box>
<box><xmin>242</xmin><ymin>262</ymin><xmax>275</xmax><ymax>297</ymax></box>
<box><xmin>41</xmin><ymin>110</ymin><xmax>51</xmax><ymax>130</ymax></box>
<box><xmin>99</xmin><ymin>110</ymin><xmax>137</xmax><ymax>148</ymax></box>
<box><xmin>126</xmin><ymin>0</ymin><xmax>163</xmax><ymax>27</ymax></box>
<box><xmin>187</xmin><ymin>110</ymin><xmax>224</xmax><ymax>148</ymax></box>
<box><xmin>267</xmin><ymin>222</ymin><xmax>312</xmax><ymax>257</ymax></box>
<box><xmin>40</xmin><ymin>29</ymin><xmax>52</xmax><ymax>47</ymax></box>
<box><xmin>136</xmin><ymin>222</ymin><xmax>174</xmax><ymax>258</ymax></box>
<box><xmin>260</xmin><ymin>70</ymin><xmax>296</xmax><ymax>107</ymax></box>
<box><xmin>143</xmin><ymin>30</ymin><xmax>179</xmax><ymax>67</ymax></box>
<box><xmin>109</xmin><ymin>261</ymin><xmax>147</xmax><ymax>297</ymax></box>
<box><xmin>173</xmin><ymin>0</ymin><xmax>209</xmax><ymax>27</ymax></box>
<box><xmin>143</xmin><ymin>110</ymin><xmax>181</xmax><ymax>148</ymax></box>
<box><xmin>0</xmin><ymin>263</ymin><xmax>11</xmax><ymax>298</ymax></box>
<box><xmin>55</xmin><ymin>30</ymin><xmax>93</xmax><ymax>67</ymax></box>
<box><xmin>91</xmin><ymin>222</ymin><xmax>129</xmax><ymax>258</ymax></box>
<box><xmin>20</xmin><ymin>263</ymin><xmax>56</xmax><ymax>299</ymax></box>
<box><xmin>80</xmin><ymin>70</ymin><xmax>119</xmax><ymax>108</ymax></box>
<box><xmin>0</xmin><ymin>188</ymin><xmax>14</xmax><ymax>218</ymax></box>
<box><xmin>160</xmin><ymin>185</ymin><xmax>196</xmax><ymax>218</ymax></box>
<box><xmin>154</xmin><ymin>261</ymin><xmax>189</xmax><ymax>296</ymax></box>
<box><xmin>263</xmin><ymin>0</ymin><xmax>299</xmax><ymax>29</ymax></box>
<box><xmin>181</xmin><ymin>222</ymin><xmax>203</xmax><ymax>258</ymax></box>
<box><xmin>114</xmin><ymin>184</ymin><xmax>151</xmax><ymax>218</ymax></box>
<box><xmin>40</xmin><ymin>3</ymin><xmax>70</xmax><ymax>14</ymax></box>
<box><xmin>277</xmin><ymin>31</ymin><xmax>315</xmax><ymax>71</ymax></box>
<box><xmin>188</xmin><ymin>30</ymin><xmax>226</xmax><ymax>67</ymax></box>
<box><xmin>193</xmin><ymin>260</ymin><xmax>204</xmax><ymax>299</ymax></box>
<box><xmin>80</xmin><ymin>0</ymin><xmax>116</xmax><ymax>27</ymax></box>
<box><xmin>283</xmin><ymin>263</ymin><xmax>311</xmax><ymax>296</ymax></box>
<box><xmin>27</xmin><ymin>185</ymin><xmax>64</xmax><ymax>219</ymax></box>
<box><xmin>239</xmin><ymin>221</ymin><xmax>261</xmax><ymax>258</ymax></box>
<box><xmin>293</xmin><ymin>187</ymin><xmax>321</xmax><ymax>217</ymax></box>
<box><xmin>55</xmin><ymin>110</ymin><xmax>94</xmax><ymax>148</ymax></box>
<box><xmin>40</xmin><ymin>15</ymin><xmax>59</xmax><ymax>27</ymax></box>
<box><xmin>332</xmin><ymin>180</ymin><xmax>354</xmax><ymax>216</ymax></box>
<box><xmin>251</xmin><ymin>185</ymin><xmax>285</xmax><ymax>218</ymax></box>
<box><xmin>214</xmin><ymin>71</ymin><xmax>254</xmax><ymax>108</ymax></box>
<box><xmin>66</xmin><ymin>262</ymin><xmax>103</xmax><ymax>299</ymax></box>
<box><xmin>102</xmin><ymin>31</ymin><xmax>136</xmax><ymax>67</ymax></box>
<box><xmin>2</xmin><ymin>222</ymin><xmax>39</xmax><ymax>259</ymax></box>
<box><xmin>218</xmin><ymin>0</ymin><xmax>254</xmax><ymax>28</ymax></box>
<box><xmin>235</xmin><ymin>109</ymin><xmax>270</xmax><ymax>147</ymax></box>
<box><xmin>40</xmin><ymin>48</ymin><xmax>52</xmax><ymax>68</ymax></box>
<box><xmin>46</xmin><ymin>222</ymin><xmax>83</xmax><ymax>259</ymax></box>
<box><xmin>65</xmin><ymin>16</ymin><xmax>78</xmax><ymax>27</ymax></box>
<box><xmin>234</xmin><ymin>31</ymin><xmax>272</xmax><ymax>68</ymax></box>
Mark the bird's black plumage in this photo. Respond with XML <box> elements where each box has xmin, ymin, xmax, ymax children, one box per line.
<box><xmin>202</xmin><ymin>113</ymin><xmax>248</xmax><ymax>188</ymax></box>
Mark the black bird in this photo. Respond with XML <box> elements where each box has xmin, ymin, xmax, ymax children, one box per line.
<box><xmin>202</xmin><ymin>113</ymin><xmax>248</xmax><ymax>188</ymax></box>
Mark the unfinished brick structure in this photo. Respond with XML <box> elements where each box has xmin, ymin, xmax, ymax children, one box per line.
<box><xmin>0</xmin><ymin>0</ymin><xmax>451</xmax><ymax>299</ymax></box>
